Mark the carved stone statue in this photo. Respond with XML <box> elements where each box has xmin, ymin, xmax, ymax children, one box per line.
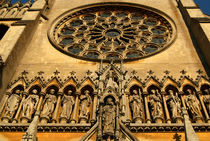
<box><xmin>185</xmin><ymin>89</ymin><xmax>202</xmax><ymax>118</ymax></box>
<box><xmin>4</xmin><ymin>89</ymin><xmax>22</xmax><ymax>119</ymax></box>
<box><xmin>79</xmin><ymin>90</ymin><xmax>91</xmax><ymax>122</ymax></box>
<box><xmin>102</xmin><ymin>97</ymin><xmax>116</xmax><ymax>137</ymax></box>
<box><xmin>167</xmin><ymin>90</ymin><xmax>182</xmax><ymax>119</ymax></box>
<box><xmin>41</xmin><ymin>89</ymin><xmax>57</xmax><ymax>120</ymax></box>
<box><xmin>60</xmin><ymin>90</ymin><xmax>75</xmax><ymax>120</ymax></box>
<box><xmin>149</xmin><ymin>89</ymin><xmax>163</xmax><ymax>120</ymax></box>
<box><xmin>130</xmin><ymin>89</ymin><xmax>143</xmax><ymax>123</ymax></box>
<box><xmin>106</xmin><ymin>70</ymin><xmax>118</xmax><ymax>91</ymax></box>
<box><xmin>203</xmin><ymin>88</ymin><xmax>210</xmax><ymax>114</ymax></box>
<box><xmin>22</xmin><ymin>89</ymin><xmax>39</xmax><ymax>120</ymax></box>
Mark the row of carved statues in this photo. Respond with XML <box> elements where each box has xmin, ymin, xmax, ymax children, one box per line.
<box><xmin>129</xmin><ymin>88</ymin><xmax>209</xmax><ymax>123</ymax></box>
<box><xmin>0</xmin><ymin>85</ymin><xmax>209</xmax><ymax>124</ymax></box>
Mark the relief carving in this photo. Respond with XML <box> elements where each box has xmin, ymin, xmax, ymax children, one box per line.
<box><xmin>102</xmin><ymin>97</ymin><xmax>116</xmax><ymax>138</ymax></box>
<box><xmin>79</xmin><ymin>90</ymin><xmax>91</xmax><ymax>123</ymax></box>
<box><xmin>21</xmin><ymin>89</ymin><xmax>39</xmax><ymax>121</ymax></box>
<box><xmin>60</xmin><ymin>90</ymin><xmax>75</xmax><ymax>121</ymax></box>
<box><xmin>149</xmin><ymin>89</ymin><xmax>163</xmax><ymax>122</ymax></box>
<box><xmin>130</xmin><ymin>89</ymin><xmax>143</xmax><ymax>123</ymax></box>
<box><xmin>40</xmin><ymin>88</ymin><xmax>57</xmax><ymax>122</ymax></box>
<box><xmin>3</xmin><ymin>89</ymin><xmax>22</xmax><ymax>120</ymax></box>
<box><xmin>185</xmin><ymin>89</ymin><xmax>202</xmax><ymax>119</ymax></box>
<box><xmin>167</xmin><ymin>90</ymin><xmax>182</xmax><ymax>120</ymax></box>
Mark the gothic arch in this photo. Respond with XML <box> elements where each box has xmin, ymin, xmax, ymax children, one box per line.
<box><xmin>147</xmin><ymin>84</ymin><xmax>160</xmax><ymax>94</ymax></box>
<box><xmin>165</xmin><ymin>84</ymin><xmax>179</xmax><ymax>94</ymax></box>
<box><xmin>63</xmin><ymin>85</ymin><xmax>76</xmax><ymax>95</ymax></box>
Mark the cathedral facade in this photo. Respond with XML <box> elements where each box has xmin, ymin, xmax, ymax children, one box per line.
<box><xmin>0</xmin><ymin>0</ymin><xmax>209</xmax><ymax>141</ymax></box>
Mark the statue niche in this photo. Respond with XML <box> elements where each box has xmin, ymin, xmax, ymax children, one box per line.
<box><xmin>2</xmin><ymin>87</ymin><xmax>23</xmax><ymax>123</ymax></box>
<box><xmin>79</xmin><ymin>90</ymin><xmax>91</xmax><ymax>123</ymax></box>
<box><xmin>184</xmin><ymin>88</ymin><xmax>202</xmax><ymax>122</ymax></box>
<box><xmin>149</xmin><ymin>88</ymin><xmax>163</xmax><ymax>123</ymax></box>
<box><xmin>129</xmin><ymin>89</ymin><xmax>143</xmax><ymax>123</ymax></box>
<box><xmin>166</xmin><ymin>89</ymin><xmax>182</xmax><ymax>122</ymax></box>
<box><xmin>102</xmin><ymin>97</ymin><xmax>116</xmax><ymax>140</ymax></box>
<box><xmin>40</xmin><ymin>88</ymin><xmax>57</xmax><ymax>123</ymax></box>
<box><xmin>60</xmin><ymin>89</ymin><xmax>75</xmax><ymax>123</ymax></box>
<box><xmin>21</xmin><ymin>88</ymin><xmax>39</xmax><ymax>123</ymax></box>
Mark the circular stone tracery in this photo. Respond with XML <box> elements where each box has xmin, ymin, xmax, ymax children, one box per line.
<box><xmin>49</xmin><ymin>4</ymin><xmax>176</xmax><ymax>62</ymax></box>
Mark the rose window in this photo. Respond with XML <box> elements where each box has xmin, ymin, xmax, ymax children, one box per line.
<box><xmin>48</xmin><ymin>4</ymin><xmax>176</xmax><ymax>62</ymax></box>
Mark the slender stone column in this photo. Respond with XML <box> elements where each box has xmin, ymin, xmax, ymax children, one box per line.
<box><xmin>36</xmin><ymin>92</ymin><xmax>45</xmax><ymax>111</ymax></box>
<box><xmin>143</xmin><ymin>92</ymin><xmax>151</xmax><ymax>124</ymax></box>
<box><xmin>71</xmin><ymin>92</ymin><xmax>79</xmax><ymax>124</ymax></box>
<box><xmin>91</xmin><ymin>92</ymin><xmax>98</xmax><ymax>123</ymax></box>
<box><xmin>0</xmin><ymin>92</ymin><xmax>10</xmax><ymax>115</ymax></box>
<box><xmin>52</xmin><ymin>92</ymin><xmax>62</xmax><ymax>123</ymax></box>
<box><xmin>12</xmin><ymin>92</ymin><xmax>27</xmax><ymax>123</ymax></box>
<box><xmin>115</xmin><ymin>102</ymin><xmax>120</xmax><ymax>140</ymax></box>
<box><xmin>97</xmin><ymin>104</ymin><xmax>103</xmax><ymax>140</ymax></box>
<box><xmin>125</xmin><ymin>92</ymin><xmax>131</xmax><ymax>122</ymax></box>
<box><xmin>197</xmin><ymin>91</ymin><xmax>210</xmax><ymax>123</ymax></box>
<box><xmin>162</xmin><ymin>92</ymin><xmax>171</xmax><ymax>123</ymax></box>
<box><xmin>180</xmin><ymin>92</ymin><xmax>187</xmax><ymax>109</ymax></box>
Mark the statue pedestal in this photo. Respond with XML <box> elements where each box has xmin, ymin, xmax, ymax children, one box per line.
<box><xmin>175</xmin><ymin>116</ymin><xmax>183</xmax><ymax>123</ymax></box>
<box><xmin>194</xmin><ymin>116</ymin><xmax>203</xmax><ymax>123</ymax></box>
<box><xmin>154</xmin><ymin>116</ymin><xmax>163</xmax><ymax>123</ymax></box>
<box><xmin>40</xmin><ymin>116</ymin><xmax>49</xmax><ymax>124</ymax></box>
<box><xmin>60</xmin><ymin>117</ymin><xmax>68</xmax><ymax>124</ymax></box>
<box><xmin>21</xmin><ymin>116</ymin><xmax>30</xmax><ymax>123</ymax></box>
<box><xmin>79</xmin><ymin>117</ymin><xmax>88</xmax><ymax>124</ymax></box>
<box><xmin>1</xmin><ymin>116</ymin><xmax>10</xmax><ymax>123</ymax></box>
<box><xmin>134</xmin><ymin>117</ymin><xmax>143</xmax><ymax>124</ymax></box>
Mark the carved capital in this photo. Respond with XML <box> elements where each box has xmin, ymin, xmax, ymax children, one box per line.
<box><xmin>39</xmin><ymin>92</ymin><xmax>45</xmax><ymax>96</ymax></box>
<box><xmin>22</xmin><ymin>92</ymin><xmax>28</xmax><ymax>96</ymax></box>
<box><xmin>57</xmin><ymin>92</ymin><xmax>63</xmax><ymax>96</ymax></box>
<box><xmin>178</xmin><ymin>91</ymin><xmax>184</xmax><ymax>95</ymax></box>
<box><xmin>197</xmin><ymin>91</ymin><xmax>202</xmax><ymax>95</ymax></box>
<box><xmin>160</xmin><ymin>91</ymin><xmax>167</xmax><ymax>95</ymax></box>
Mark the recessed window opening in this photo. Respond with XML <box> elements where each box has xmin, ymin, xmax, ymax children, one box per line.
<box><xmin>0</xmin><ymin>24</ymin><xmax>9</xmax><ymax>40</ymax></box>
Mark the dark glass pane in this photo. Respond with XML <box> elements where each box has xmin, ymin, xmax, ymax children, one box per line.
<box><xmin>68</xmin><ymin>46</ymin><xmax>82</xmax><ymax>54</ymax></box>
<box><xmin>99</xmin><ymin>12</ymin><xmax>111</xmax><ymax>17</ymax></box>
<box><xmin>139</xmin><ymin>25</ymin><xmax>148</xmax><ymax>30</ymax></box>
<box><xmin>60</xmin><ymin>38</ymin><xmax>74</xmax><ymax>45</ymax></box>
<box><xmin>101</xmin><ymin>47</ymin><xmax>110</xmax><ymax>53</ymax></box>
<box><xmin>79</xmin><ymin>26</ymin><xmax>87</xmax><ymax>31</ymax></box>
<box><xmin>70</xmin><ymin>20</ymin><xmax>83</xmax><ymax>27</ymax></box>
<box><xmin>126</xmin><ymin>52</ymin><xmax>139</xmax><ymax>58</ymax></box>
<box><xmin>106</xmin><ymin>29</ymin><xmax>120</xmax><ymax>37</ymax></box>
<box><xmin>116</xmin><ymin>12</ymin><xmax>127</xmax><ymax>17</ymax></box>
<box><xmin>144</xmin><ymin>19</ymin><xmax>157</xmax><ymax>26</ymax></box>
<box><xmin>152</xmin><ymin>28</ymin><xmax>165</xmax><ymax>34</ymax></box>
<box><xmin>152</xmin><ymin>37</ymin><xmax>166</xmax><ymax>44</ymax></box>
<box><xmin>83</xmin><ymin>14</ymin><xmax>96</xmax><ymax>20</ymax></box>
<box><xmin>86</xmin><ymin>52</ymin><xmax>99</xmax><ymax>59</ymax></box>
<box><xmin>143</xmin><ymin>46</ymin><xmax>158</xmax><ymax>53</ymax></box>
<box><xmin>116</xmin><ymin>47</ymin><xmax>125</xmax><ymax>52</ymax></box>
<box><xmin>131</xmin><ymin>14</ymin><xmax>143</xmax><ymax>20</ymax></box>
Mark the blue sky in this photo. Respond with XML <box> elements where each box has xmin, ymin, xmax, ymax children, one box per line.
<box><xmin>10</xmin><ymin>0</ymin><xmax>210</xmax><ymax>15</ymax></box>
